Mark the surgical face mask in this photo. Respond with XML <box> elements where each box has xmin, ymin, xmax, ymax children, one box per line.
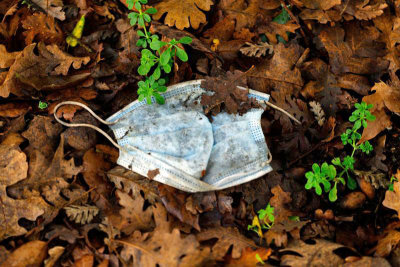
<box><xmin>54</xmin><ymin>80</ymin><xmax>273</xmax><ymax>192</ymax></box>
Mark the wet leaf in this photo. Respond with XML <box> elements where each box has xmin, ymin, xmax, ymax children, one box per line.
<box><xmin>22</xmin><ymin>13</ymin><xmax>63</xmax><ymax>45</ymax></box>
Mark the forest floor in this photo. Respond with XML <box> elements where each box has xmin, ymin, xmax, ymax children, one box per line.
<box><xmin>1</xmin><ymin>0</ymin><xmax>400</xmax><ymax>266</ymax></box>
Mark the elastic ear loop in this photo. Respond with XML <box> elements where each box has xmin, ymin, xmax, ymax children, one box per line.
<box><xmin>53</xmin><ymin>101</ymin><xmax>123</xmax><ymax>150</ymax></box>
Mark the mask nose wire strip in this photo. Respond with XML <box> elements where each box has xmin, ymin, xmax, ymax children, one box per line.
<box><xmin>53</xmin><ymin>101</ymin><xmax>122</xmax><ymax>150</ymax></box>
<box><xmin>263</xmin><ymin>100</ymin><xmax>301</xmax><ymax>125</ymax></box>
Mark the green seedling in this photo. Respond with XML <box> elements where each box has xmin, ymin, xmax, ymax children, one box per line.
<box><xmin>389</xmin><ymin>176</ymin><xmax>398</xmax><ymax>191</ymax></box>
<box><xmin>255</xmin><ymin>253</ymin><xmax>266</xmax><ymax>265</ymax></box>
<box><xmin>38</xmin><ymin>101</ymin><xmax>48</xmax><ymax>110</ymax></box>
<box><xmin>248</xmin><ymin>203</ymin><xmax>275</xmax><ymax>238</ymax></box>
<box><xmin>126</xmin><ymin>0</ymin><xmax>192</xmax><ymax>104</ymax></box>
<box><xmin>305</xmin><ymin>102</ymin><xmax>376</xmax><ymax>202</ymax></box>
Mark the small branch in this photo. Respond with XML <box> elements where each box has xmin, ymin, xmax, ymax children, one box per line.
<box><xmin>264</xmin><ymin>101</ymin><xmax>301</xmax><ymax>125</ymax></box>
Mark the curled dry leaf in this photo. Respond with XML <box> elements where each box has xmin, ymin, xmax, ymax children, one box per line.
<box><xmin>240</xmin><ymin>42</ymin><xmax>273</xmax><ymax>57</ymax></box>
<box><xmin>22</xmin><ymin>13</ymin><xmax>63</xmax><ymax>45</ymax></box>
<box><xmin>0</xmin><ymin>240</ymin><xmax>47</xmax><ymax>267</ymax></box>
<box><xmin>44</xmin><ymin>246</ymin><xmax>65</xmax><ymax>267</ymax></box>
<box><xmin>153</xmin><ymin>0</ymin><xmax>213</xmax><ymax>30</ymax></box>
<box><xmin>0</xmin><ymin>44</ymin><xmax>19</xmax><ymax>68</ymax></box>
<box><xmin>373</xmin><ymin>222</ymin><xmax>400</xmax><ymax>257</ymax></box>
<box><xmin>309</xmin><ymin>101</ymin><xmax>325</xmax><ymax>126</ymax></box>
<box><xmin>270</xmin><ymin>185</ymin><xmax>294</xmax><ymax>224</ymax></box>
<box><xmin>0</xmin><ymin>102</ymin><xmax>31</xmax><ymax>118</ymax></box>
<box><xmin>64</xmin><ymin>204</ymin><xmax>99</xmax><ymax>224</ymax></box>
<box><xmin>196</xmin><ymin>226</ymin><xmax>256</xmax><ymax>260</ymax></box>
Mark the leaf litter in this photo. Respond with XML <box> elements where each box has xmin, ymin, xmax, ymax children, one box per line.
<box><xmin>0</xmin><ymin>0</ymin><xmax>399</xmax><ymax>266</ymax></box>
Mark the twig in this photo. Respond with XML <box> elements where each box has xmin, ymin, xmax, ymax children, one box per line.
<box><xmin>264</xmin><ymin>101</ymin><xmax>301</xmax><ymax>125</ymax></box>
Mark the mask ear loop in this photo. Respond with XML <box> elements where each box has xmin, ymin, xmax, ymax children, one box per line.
<box><xmin>53</xmin><ymin>101</ymin><xmax>122</xmax><ymax>150</ymax></box>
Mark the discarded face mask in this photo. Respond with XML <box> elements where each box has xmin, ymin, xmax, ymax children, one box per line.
<box><xmin>54</xmin><ymin>80</ymin><xmax>273</xmax><ymax>192</ymax></box>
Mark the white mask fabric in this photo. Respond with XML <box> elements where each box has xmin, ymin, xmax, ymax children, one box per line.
<box><xmin>54</xmin><ymin>80</ymin><xmax>273</xmax><ymax>192</ymax></box>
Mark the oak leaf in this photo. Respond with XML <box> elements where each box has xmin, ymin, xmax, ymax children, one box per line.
<box><xmin>0</xmin><ymin>44</ymin><xmax>19</xmax><ymax>68</ymax></box>
<box><xmin>373</xmin><ymin>222</ymin><xmax>400</xmax><ymax>257</ymax></box>
<box><xmin>31</xmin><ymin>0</ymin><xmax>65</xmax><ymax>20</ymax></box>
<box><xmin>0</xmin><ymin>143</ymin><xmax>48</xmax><ymax>240</ymax></box>
<box><xmin>22</xmin><ymin>13</ymin><xmax>63</xmax><ymax>45</ymax></box>
<box><xmin>119</xmin><ymin>203</ymin><xmax>211</xmax><ymax>267</ymax></box>
<box><xmin>226</xmin><ymin>247</ymin><xmax>271</xmax><ymax>267</ymax></box>
<box><xmin>270</xmin><ymin>185</ymin><xmax>295</xmax><ymax>224</ymax></box>
<box><xmin>382</xmin><ymin>181</ymin><xmax>400</xmax><ymax>218</ymax></box>
<box><xmin>0</xmin><ymin>43</ymin><xmax>90</xmax><ymax>97</ymax></box>
<box><xmin>280</xmin><ymin>239</ymin><xmax>346</xmax><ymax>266</ymax></box>
<box><xmin>153</xmin><ymin>0</ymin><xmax>213</xmax><ymax>30</ymax></box>
<box><xmin>259</xmin><ymin>20</ymin><xmax>300</xmax><ymax>44</ymax></box>
<box><xmin>0</xmin><ymin>240</ymin><xmax>47</xmax><ymax>267</ymax></box>
<box><xmin>0</xmin><ymin>103</ymin><xmax>31</xmax><ymax>118</ymax></box>
<box><xmin>196</xmin><ymin>226</ymin><xmax>256</xmax><ymax>260</ymax></box>
<box><xmin>319</xmin><ymin>25</ymin><xmax>389</xmax><ymax>75</ymax></box>
<box><xmin>360</xmin><ymin>81</ymin><xmax>398</xmax><ymax>143</ymax></box>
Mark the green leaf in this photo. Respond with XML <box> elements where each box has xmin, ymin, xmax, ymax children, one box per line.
<box><xmin>347</xmin><ymin>176</ymin><xmax>357</xmax><ymax>190</ymax></box>
<box><xmin>321</xmin><ymin>162</ymin><xmax>329</xmax><ymax>175</ymax></box>
<box><xmin>158</xmin><ymin>78</ymin><xmax>166</xmax><ymax>85</ymax></box>
<box><xmin>138</xmin><ymin>64</ymin><xmax>150</xmax><ymax>75</ymax></box>
<box><xmin>137</xmin><ymin>30</ymin><xmax>145</xmax><ymax>37</ymax></box>
<box><xmin>315</xmin><ymin>184</ymin><xmax>322</xmax><ymax>195</ymax></box>
<box><xmin>332</xmin><ymin>157</ymin><xmax>341</xmax><ymax>166</ymax></box>
<box><xmin>273</xmin><ymin>6</ymin><xmax>290</xmax><ymax>24</ymax></box>
<box><xmin>144</xmin><ymin>14</ymin><xmax>151</xmax><ymax>22</ymax></box>
<box><xmin>326</xmin><ymin>165</ymin><xmax>336</xmax><ymax>179</ymax></box>
<box><xmin>305</xmin><ymin>171</ymin><xmax>314</xmax><ymax>180</ymax></box>
<box><xmin>136</xmin><ymin>38</ymin><xmax>144</xmax><ymax>47</ymax></box>
<box><xmin>366</xmin><ymin>112</ymin><xmax>376</xmax><ymax>121</ymax></box>
<box><xmin>146</xmin><ymin>7</ymin><xmax>157</xmax><ymax>14</ymax></box>
<box><xmin>138</xmin><ymin>94</ymin><xmax>145</xmax><ymax>101</ymax></box>
<box><xmin>163</xmin><ymin>63</ymin><xmax>171</xmax><ymax>73</ymax></box>
<box><xmin>178</xmin><ymin>36</ymin><xmax>193</xmax><ymax>44</ymax></box>
<box><xmin>322</xmin><ymin>179</ymin><xmax>331</xmax><ymax>192</ymax></box>
<box><xmin>150</xmin><ymin>39</ymin><xmax>162</xmax><ymax>50</ymax></box>
<box><xmin>138</xmin><ymin>16</ymin><xmax>145</xmax><ymax>27</ymax></box>
<box><xmin>157</xmin><ymin>85</ymin><xmax>167</xmax><ymax>92</ymax></box>
<box><xmin>353</xmin><ymin>120</ymin><xmax>361</xmax><ymax>131</ymax></box>
<box><xmin>176</xmin><ymin>47</ymin><xmax>188</xmax><ymax>62</ymax></box>
<box><xmin>349</xmin><ymin>115</ymin><xmax>357</xmax><ymax>122</ymax></box>
<box><xmin>146</xmin><ymin>96</ymin><xmax>152</xmax><ymax>105</ymax></box>
<box><xmin>127</xmin><ymin>0</ymin><xmax>134</xmax><ymax>10</ymax></box>
<box><xmin>160</xmin><ymin>50</ymin><xmax>171</xmax><ymax>65</ymax></box>
<box><xmin>329</xmin><ymin>184</ymin><xmax>337</xmax><ymax>202</ymax></box>
<box><xmin>38</xmin><ymin>101</ymin><xmax>48</xmax><ymax>109</ymax></box>
<box><xmin>154</xmin><ymin>92</ymin><xmax>165</xmax><ymax>104</ymax></box>
<box><xmin>139</xmin><ymin>0</ymin><xmax>147</xmax><ymax>3</ymax></box>
<box><xmin>152</xmin><ymin>67</ymin><xmax>161</xmax><ymax>80</ymax></box>
<box><xmin>312</xmin><ymin>163</ymin><xmax>320</xmax><ymax>174</ymax></box>
<box><xmin>134</xmin><ymin>1</ymin><xmax>141</xmax><ymax>11</ymax></box>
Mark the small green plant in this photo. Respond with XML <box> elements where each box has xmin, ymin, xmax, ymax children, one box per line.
<box><xmin>305</xmin><ymin>102</ymin><xmax>376</xmax><ymax>202</ymax></box>
<box><xmin>126</xmin><ymin>0</ymin><xmax>192</xmax><ymax>104</ymax></box>
<box><xmin>38</xmin><ymin>101</ymin><xmax>48</xmax><ymax>110</ymax></box>
<box><xmin>255</xmin><ymin>253</ymin><xmax>266</xmax><ymax>265</ymax></box>
<box><xmin>389</xmin><ymin>176</ymin><xmax>398</xmax><ymax>191</ymax></box>
<box><xmin>248</xmin><ymin>203</ymin><xmax>275</xmax><ymax>237</ymax></box>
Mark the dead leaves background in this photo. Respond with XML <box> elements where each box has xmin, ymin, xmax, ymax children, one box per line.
<box><xmin>0</xmin><ymin>0</ymin><xmax>400</xmax><ymax>266</ymax></box>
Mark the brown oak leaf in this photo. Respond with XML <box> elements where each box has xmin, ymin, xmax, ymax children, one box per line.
<box><xmin>31</xmin><ymin>0</ymin><xmax>65</xmax><ymax>20</ymax></box>
<box><xmin>0</xmin><ymin>240</ymin><xmax>47</xmax><ymax>267</ymax></box>
<box><xmin>226</xmin><ymin>247</ymin><xmax>271</xmax><ymax>267</ymax></box>
<box><xmin>196</xmin><ymin>226</ymin><xmax>256</xmax><ymax>260</ymax></box>
<box><xmin>153</xmin><ymin>0</ymin><xmax>213</xmax><ymax>30</ymax></box>
<box><xmin>22</xmin><ymin>13</ymin><xmax>63</xmax><ymax>45</ymax></box>
<box><xmin>0</xmin><ymin>44</ymin><xmax>20</xmax><ymax>68</ymax></box>
<box><xmin>382</xmin><ymin>181</ymin><xmax>400</xmax><ymax>218</ymax></box>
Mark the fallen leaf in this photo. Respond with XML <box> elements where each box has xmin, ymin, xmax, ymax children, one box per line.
<box><xmin>383</xmin><ymin>181</ymin><xmax>400</xmax><ymax>218</ymax></box>
<box><xmin>340</xmin><ymin>191</ymin><xmax>366</xmax><ymax>210</ymax></box>
<box><xmin>226</xmin><ymin>247</ymin><xmax>271</xmax><ymax>267</ymax></box>
<box><xmin>259</xmin><ymin>20</ymin><xmax>300</xmax><ymax>44</ymax></box>
<box><xmin>44</xmin><ymin>246</ymin><xmax>65</xmax><ymax>267</ymax></box>
<box><xmin>319</xmin><ymin>25</ymin><xmax>389</xmax><ymax>75</ymax></box>
<box><xmin>342</xmin><ymin>256</ymin><xmax>391</xmax><ymax>267</ymax></box>
<box><xmin>0</xmin><ymin>240</ymin><xmax>47</xmax><ymax>267</ymax></box>
<box><xmin>22</xmin><ymin>13</ymin><xmax>63</xmax><ymax>45</ymax></box>
<box><xmin>0</xmin><ymin>144</ymin><xmax>48</xmax><ymax>240</ymax></box>
<box><xmin>0</xmin><ymin>43</ymin><xmax>90</xmax><ymax>96</ymax></box>
<box><xmin>159</xmin><ymin>185</ymin><xmax>200</xmax><ymax>231</ymax></box>
<box><xmin>147</xmin><ymin>168</ymin><xmax>160</xmax><ymax>180</ymax></box>
<box><xmin>31</xmin><ymin>0</ymin><xmax>65</xmax><ymax>20</ymax></box>
<box><xmin>196</xmin><ymin>226</ymin><xmax>256</xmax><ymax>260</ymax></box>
<box><xmin>153</xmin><ymin>0</ymin><xmax>213</xmax><ymax>30</ymax></box>
<box><xmin>373</xmin><ymin>222</ymin><xmax>400</xmax><ymax>257</ymax></box>
<box><xmin>0</xmin><ymin>44</ymin><xmax>19</xmax><ymax>68</ymax></box>
<box><xmin>280</xmin><ymin>239</ymin><xmax>346</xmax><ymax>266</ymax></box>
<box><xmin>74</xmin><ymin>254</ymin><xmax>94</xmax><ymax>267</ymax></box>
<box><xmin>109</xmin><ymin>190</ymin><xmax>154</xmax><ymax>235</ymax></box>
<box><xmin>107</xmin><ymin>166</ymin><xmax>159</xmax><ymax>204</ymax></box>
<box><xmin>270</xmin><ymin>185</ymin><xmax>294</xmax><ymax>224</ymax></box>
<box><xmin>0</xmin><ymin>102</ymin><xmax>31</xmax><ymax>118</ymax></box>
<box><xmin>119</xmin><ymin>203</ymin><xmax>211</xmax><ymax>266</ymax></box>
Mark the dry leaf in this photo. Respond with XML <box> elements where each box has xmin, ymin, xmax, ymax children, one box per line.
<box><xmin>120</xmin><ymin>203</ymin><xmax>210</xmax><ymax>267</ymax></box>
<box><xmin>373</xmin><ymin>222</ymin><xmax>400</xmax><ymax>257</ymax></box>
<box><xmin>110</xmin><ymin>190</ymin><xmax>154</xmax><ymax>235</ymax></box>
<box><xmin>309</xmin><ymin>101</ymin><xmax>325</xmax><ymax>126</ymax></box>
<box><xmin>270</xmin><ymin>185</ymin><xmax>295</xmax><ymax>224</ymax></box>
<box><xmin>0</xmin><ymin>144</ymin><xmax>48</xmax><ymax>240</ymax></box>
<box><xmin>0</xmin><ymin>43</ymin><xmax>90</xmax><ymax>96</ymax></box>
<box><xmin>31</xmin><ymin>0</ymin><xmax>65</xmax><ymax>20</ymax></box>
<box><xmin>259</xmin><ymin>20</ymin><xmax>300</xmax><ymax>44</ymax></box>
<box><xmin>153</xmin><ymin>0</ymin><xmax>213</xmax><ymax>30</ymax></box>
<box><xmin>64</xmin><ymin>205</ymin><xmax>99</xmax><ymax>224</ymax></box>
<box><xmin>196</xmin><ymin>226</ymin><xmax>256</xmax><ymax>260</ymax></box>
<box><xmin>44</xmin><ymin>246</ymin><xmax>65</xmax><ymax>267</ymax></box>
<box><xmin>383</xmin><ymin>181</ymin><xmax>400</xmax><ymax>218</ymax></box>
<box><xmin>107</xmin><ymin>166</ymin><xmax>159</xmax><ymax>204</ymax></box>
<box><xmin>0</xmin><ymin>240</ymin><xmax>47</xmax><ymax>267</ymax></box>
<box><xmin>226</xmin><ymin>247</ymin><xmax>271</xmax><ymax>267</ymax></box>
<box><xmin>280</xmin><ymin>239</ymin><xmax>346</xmax><ymax>266</ymax></box>
<box><xmin>22</xmin><ymin>13</ymin><xmax>63</xmax><ymax>45</ymax></box>
<box><xmin>0</xmin><ymin>103</ymin><xmax>31</xmax><ymax>118</ymax></box>
<box><xmin>240</xmin><ymin>42</ymin><xmax>273</xmax><ymax>57</ymax></box>
<box><xmin>0</xmin><ymin>44</ymin><xmax>20</xmax><ymax>68</ymax></box>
